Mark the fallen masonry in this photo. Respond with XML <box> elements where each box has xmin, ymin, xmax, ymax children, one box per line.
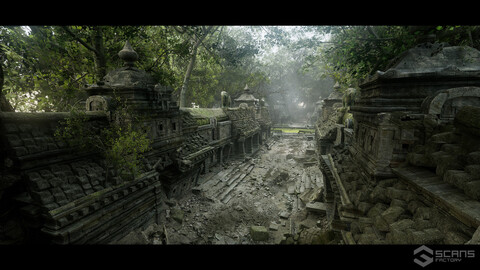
<box><xmin>306</xmin><ymin>202</ymin><xmax>327</xmax><ymax>215</ymax></box>
<box><xmin>250</xmin><ymin>226</ymin><xmax>269</xmax><ymax>241</ymax></box>
<box><xmin>2</xmin><ymin>39</ymin><xmax>480</xmax><ymax>246</ymax></box>
<box><xmin>315</xmin><ymin>41</ymin><xmax>480</xmax><ymax>245</ymax></box>
<box><xmin>111</xmin><ymin>133</ymin><xmax>338</xmax><ymax>245</ymax></box>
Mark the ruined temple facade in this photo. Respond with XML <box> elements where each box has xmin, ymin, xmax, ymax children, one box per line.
<box><xmin>0</xmin><ymin>42</ymin><xmax>271</xmax><ymax>244</ymax></box>
<box><xmin>316</xmin><ymin>42</ymin><xmax>480</xmax><ymax>244</ymax></box>
<box><xmin>3</xmin><ymin>39</ymin><xmax>480</xmax><ymax>245</ymax></box>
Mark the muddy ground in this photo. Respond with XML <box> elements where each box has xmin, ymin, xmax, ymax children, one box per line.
<box><xmin>113</xmin><ymin>134</ymin><xmax>338</xmax><ymax>245</ymax></box>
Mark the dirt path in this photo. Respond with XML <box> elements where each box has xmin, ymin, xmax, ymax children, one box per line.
<box><xmin>113</xmin><ymin>135</ymin><xmax>335</xmax><ymax>245</ymax></box>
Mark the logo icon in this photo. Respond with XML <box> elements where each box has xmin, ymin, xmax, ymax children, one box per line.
<box><xmin>414</xmin><ymin>245</ymin><xmax>434</xmax><ymax>267</ymax></box>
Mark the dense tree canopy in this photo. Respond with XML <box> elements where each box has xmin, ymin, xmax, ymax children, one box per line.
<box><xmin>1</xmin><ymin>25</ymin><xmax>479</xmax><ymax>117</ymax></box>
<box><xmin>314</xmin><ymin>25</ymin><xmax>480</xmax><ymax>90</ymax></box>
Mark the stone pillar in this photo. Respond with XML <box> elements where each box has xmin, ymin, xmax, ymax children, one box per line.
<box><xmin>219</xmin><ymin>147</ymin><xmax>224</xmax><ymax>164</ymax></box>
<box><xmin>245</xmin><ymin>137</ymin><xmax>252</xmax><ymax>154</ymax></box>
<box><xmin>226</xmin><ymin>142</ymin><xmax>232</xmax><ymax>160</ymax></box>
<box><xmin>153</xmin><ymin>180</ymin><xmax>163</xmax><ymax>224</ymax></box>
<box><xmin>237</xmin><ymin>139</ymin><xmax>245</xmax><ymax>158</ymax></box>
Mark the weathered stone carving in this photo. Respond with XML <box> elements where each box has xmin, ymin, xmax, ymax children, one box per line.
<box><xmin>234</xmin><ymin>84</ymin><xmax>258</xmax><ymax>107</ymax></box>
<box><xmin>221</xmin><ymin>91</ymin><xmax>231</xmax><ymax>108</ymax></box>
<box><xmin>118</xmin><ymin>40</ymin><xmax>139</xmax><ymax>67</ymax></box>
<box><xmin>423</xmin><ymin>86</ymin><xmax>480</xmax><ymax>122</ymax></box>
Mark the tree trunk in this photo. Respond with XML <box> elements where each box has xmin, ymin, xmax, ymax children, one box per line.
<box><xmin>92</xmin><ymin>26</ymin><xmax>107</xmax><ymax>82</ymax></box>
<box><xmin>61</xmin><ymin>26</ymin><xmax>107</xmax><ymax>82</ymax></box>
<box><xmin>178</xmin><ymin>26</ymin><xmax>216</xmax><ymax>108</ymax></box>
<box><xmin>0</xmin><ymin>62</ymin><xmax>14</xmax><ymax>112</ymax></box>
<box><xmin>179</xmin><ymin>44</ymin><xmax>199</xmax><ymax>108</ymax></box>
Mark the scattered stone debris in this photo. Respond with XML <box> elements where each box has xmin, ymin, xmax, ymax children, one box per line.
<box><xmin>116</xmin><ymin>135</ymin><xmax>333</xmax><ymax>245</ymax></box>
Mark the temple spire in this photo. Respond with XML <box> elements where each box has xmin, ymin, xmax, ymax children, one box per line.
<box><xmin>244</xmin><ymin>84</ymin><xmax>250</xmax><ymax>93</ymax></box>
<box><xmin>118</xmin><ymin>40</ymin><xmax>138</xmax><ymax>67</ymax></box>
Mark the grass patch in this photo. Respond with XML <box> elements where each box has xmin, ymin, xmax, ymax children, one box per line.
<box><xmin>272</xmin><ymin>128</ymin><xmax>315</xmax><ymax>134</ymax></box>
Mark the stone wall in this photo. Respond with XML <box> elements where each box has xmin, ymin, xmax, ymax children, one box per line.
<box><xmin>0</xmin><ymin>42</ymin><xmax>272</xmax><ymax>244</ymax></box>
<box><xmin>0</xmin><ymin>111</ymin><xmax>168</xmax><ymax>244</ymax></box>
<box><xmin>330</xmin><ymin>148</ymin><xmax>475</xmax><ymax>244</ymax></box>
<box><xmin>349</xmin><ymin>43</ymin><xmax>480</xmax><ymax>179</ymax></box>
<box><xmin>314</xmin><ymin>90</ymin><xmax>344</xmax><ymax>155</ymax></box>
<box><xmin>316</xmin><ymin>43</ymin><xmax>480</xmax><ymax>245</ymax></box>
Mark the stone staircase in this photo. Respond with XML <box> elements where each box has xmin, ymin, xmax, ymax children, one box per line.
<box><xmin>392</xmin><ymin>166</ymin><xmax>480</xmax><ymax>229</ymax></box>
<box><xmin>322</xmin><ymin>142</ymin><xmax>479</xmax><ymax>244</ymax></box>
<box><xmin>401</xmin><ymin>129</ymin><xmax>480</xmax><ymax>229</ymax></box>
<box><xmin>411</xmin><ymin>130</ymin><xmax>480</xmax><ymax>201</ymax></box>
<box><xmin>407</xmin><ymin>131</ymin><xmax>480</xmax><ymax>200</ymax></box>
<box><xmin>195</xmin><ymin>162</ymin><xmax>255</xmax><ymax>204</ymax></box>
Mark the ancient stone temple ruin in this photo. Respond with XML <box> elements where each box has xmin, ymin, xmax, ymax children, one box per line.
<box><xmin>2</xmin><ymin>38</ymin><xmax>480</xmax><ymax>246</ymax></box>
<box><xmin>0</xmin><ymin>42</ymin><xmax>272</xmax><ymax>244</ymax></box>
<box><xmin>316</xmin><ymin>42</ymin><xmax>480</xmax><ymax>244</ymax></box>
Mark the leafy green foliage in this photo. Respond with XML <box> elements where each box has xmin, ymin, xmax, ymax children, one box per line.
<box><xmin>2</xmin><ymin>25</ymin><xmax>334</xmax><ymax>114</ymax></box>
<box><xmin>3</xmin><ymin>25</ymin><xmax>480</xmax><ymax>114</ymax></box>
<box><xmin>317</xmin><ymin>26</ymin><xmax>417</xmax><ymax>88</ymax></box>
<box><xmin>55</xmin><ymin>103</ymin><xmax>152</xmax><ymax>181</ymax></box>
<box><xmin>317</xmin><ymin>25</ymin><xmax>480</xmax><ymax>89</ymax></box>
<box><xmin>54</xmin><ymin>107</ymin><xmax>90</xmax><ymax>148</ymax></box>
<box><xmin>102</xmin><ymin>118</ymin><xmax>152</xmax><ymax>180</ymax></box>
<box><xmin>0</xmin><ymin>26</ymin><xmax>192</xmax><ymax>112</ymax></box>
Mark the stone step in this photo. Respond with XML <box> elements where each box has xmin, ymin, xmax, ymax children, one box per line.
<box><xmin>201</xmin><ymin>162</ymin><xmax>251</xmax><ymax>199</ymax></box>
<box><xmin>221</xmin><ymin>194</ymin><xmax>233</xmax><ymax>204</ymax></box>
<box><xmin>440</xmin><ymin>143</ymin><xmax>463</xmax><ymax>154</ymax></box>
<box><xmin>226</xmin><ymin>173</ymin><xmax>242</xmax><ymax>186</ymax></box>
<box><xmin>197</xmin><ymin>165</ymin><xmax>237</xmax><ymax>193</ymax></box>
<box><xmin>217</xmin><ymin>163</ymin><xmax>255</xmax><ymax>203</ymax></box>
<box><xmin>217</xmin><ymin>174</ymin><xmax>246</xmax><ymax>202</ymax></box>
<box><xmin>224</xmin><ymin>167</ymin><xmax>241</xmax><ymax>182</ymax></box>
<box><xmin>306</xmin><ymin>202</ymin><xmax>327</xmax><ymax>215</ymax></box>
<box><xmin>392</xmin><ymin>166</ymin><xmax>480</xmax><ymax>229</ymax></box>
<box><xmin>217</xmin><ymin>166</ymin><xmax>236</xmax><ymax>181</ymax></box>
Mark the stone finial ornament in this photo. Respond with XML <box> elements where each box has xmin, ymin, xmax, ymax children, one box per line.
<box><xmin>118</xmin><ymin>40</ymin><xmax>138</xmax><ymax>67</ymax></box>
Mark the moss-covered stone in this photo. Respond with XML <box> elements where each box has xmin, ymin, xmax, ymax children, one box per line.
<box><xmin>170</xmin><ymin>208</ymin><xmax>184</xmax><ymax>224</ymax></box>
<box><xmin>465</xmin><ymin>181</ymin><xmax>480</xmax><ymax>200</ymax></box>
<box><xmin>250</xmin><ymin>226</ymin><xmax>269</xmax><ymax>241</ymax></box>
<box><xmin>454</xmin><ymin>106</ymin><xmax>480</xmax><ymax>137</ymax></box>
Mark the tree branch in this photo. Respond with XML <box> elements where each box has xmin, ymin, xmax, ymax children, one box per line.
<box><xmin>61</xmin><ymin>26</ymin><xmax>98</xmax><ymax>54</ymax></box>
<box><xmin>0</xmin><ymin>50</ymin><xmax>14</xmax><ymax>112</ymax></box>
<box><xmin>172</xmin><ymin>26</ymin><xmax>186</xmax><ymax>34</ymax></box>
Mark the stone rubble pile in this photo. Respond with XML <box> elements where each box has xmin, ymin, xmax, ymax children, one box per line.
<box><xmin>328</xmin><ymin>133</ymin><xmax>475</xmax><ymax>244</ymax></box>
<box><xmin>113</xmin><ymin>135</ymin><xmax>337</xmax><ymax>245</ymax></box>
